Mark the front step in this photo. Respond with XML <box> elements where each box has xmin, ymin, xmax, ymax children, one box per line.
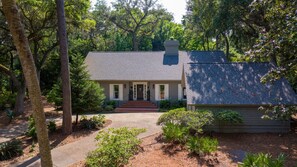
<box><xmin>115</xmin><ymin>101</ymin><xmax>159</xmax><ymax>112</ymax></box>
<box><xmin>119</xmin><ymin>101</ymin><xmax>158</xmax><ymax>108</ymax></box>
<box><xmin>115</xmin><ymin>107</ymin><xmax>159</xmax><ymax>113</ymax></box>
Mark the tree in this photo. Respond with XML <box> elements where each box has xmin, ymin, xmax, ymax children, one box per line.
<box><xmin>106</xmin><ymin>0</ymin><xmax>172</xmax><ymax>51</ymax></box>
<box><xmin>48</xmin><ymin>55</ymin><xmax>105</xmax><ymax>124</ymax></box>
<box><xmin>1</xmin><ymin>0</ymin><xmax>53</xmax><ymax>166</ymax></box>
<box><xmin>56</xmin><ymin>0</ymin><xmax>72</xmax><ymax>134</ymax></box>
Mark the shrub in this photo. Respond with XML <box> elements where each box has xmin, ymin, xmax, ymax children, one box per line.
<box><xmin>47</xmin><ymin>120</ymin><xmax>56</xmax><ymax>133</ymax></box>
<box><xmin>105</xmin><ymin>101</ymin><xmax>117</xmax><ymax>109</ymax></box>
<box><xmin>186</xmin><ymin>136</ymin><xmax>218</xmax><ymax>155</ymax></box>
<box><xmin>86</xmin><ymin>127</ymin><xmax>146</xmax><ymax>167</ymax></box>
<box><xmin>80</xmin><ymin>115</ymin><xmax>105</xmax><ymax>129</ymax></box>
<box><xmin>162</xmin><ymin>122</ymin><xmax>189</xmax><ymax>143</ymax></box>
<box><xmin>160</xmin><ymin>100</ymin><xmax>171</xmax><ymax>109</ymax></box>
<box><xmin>170</xmin><ymin>100</ymin><xmax>187</xmax><ymax>109</ymax></box>
<box><xmin>104</xmin><ymin>105</ymin><xmax>114</xmax><ymax>111</ymax></box>
<box><xmin>157</xmin><ymin>108</ymin><xmax>214</xmax><ymax>134</ymax></box>
<box><xmin>26</xmin><ymin>116</ymin><xmax>37</xmax><ymax>139</ymax></box>
<box><xmin>215</xmin><ymin>110</ymin><xmax>243</xmax><ymax>124</ymax></box>
<box><xmin>0</xmin><ymin>139</ymin><xmax>23</xmax><ymax>161</ymax></box>
<box><xmin>239</xmin><ymin>153</ymin><xmax>285</xmax><ymax>167</ymax></box>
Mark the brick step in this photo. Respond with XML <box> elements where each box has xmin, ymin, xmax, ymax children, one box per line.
<box><xmin>120</xmin><ymin>106</ymin><xmax>157</xmax><ymax>108</ymax></box>
<box><xmin>115</xmin><ymin>108</ymin><xmax>159</xmax><ymax>113</ymax></box>
<box><xmin>120</xmin><ymin>101</ymin><xmax>157</xmax><ymax>108</ymax></box>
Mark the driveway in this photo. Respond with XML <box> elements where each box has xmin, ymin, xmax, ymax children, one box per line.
<box><xmin>14</xmin><ymin>112</ymin><xmax>163</xmax><ymax>167</ymax></box>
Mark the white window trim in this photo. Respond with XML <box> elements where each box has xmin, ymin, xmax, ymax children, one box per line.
<box><xmin>132</xmin><ymin>82</ymin><xmax>147</xmax><ymax>101</ymax></box>
<box><xmin>109</xmin><ymin>84</ymin><xmax>123</xmax><ymax>100</ymax></box>
<box><xmin>155</xmin><ymin>84</ymin><xmax>169</xmax><ymax>101</ymax></box>
<box><xmin>178</xmin><ymin>84</ymin><xmax>187</xmax><ymax>100</ymax></box>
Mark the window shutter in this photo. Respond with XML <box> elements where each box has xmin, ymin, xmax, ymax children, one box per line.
<box><xmin>109</xmin><ymin>84</ymin><xmax>113</xmax><ymax>100</ymax></box>
<box><xmin>119</xmin><ymin>84</ymin><xmax>123</xmax><ymax>100</ymax></box>
<box><xmin>165</xmin><ymin>84</ymin><xmax>169</xmax><ymax>100</ymax></box>
<box><xmin>178</xmin><ymin>84</ymin><xmax>182</xmax><ymax>100</ymax></box>
<box><xmin>155</xmin><ymin>84</ymin><xmax>159</xmax><ymax>100</ymax></box>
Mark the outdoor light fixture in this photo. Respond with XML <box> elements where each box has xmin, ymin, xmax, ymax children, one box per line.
<box><xmin>153</xmin><ymin>84</ymin><xmax>155</xmax><ymax>89</ymax></box>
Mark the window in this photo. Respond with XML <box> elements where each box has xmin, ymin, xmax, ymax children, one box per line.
<box><xmin>114</xmin><ymin>85</ymin><xmax>119</xmax><ymax>99</ymax></box>
<box><xmin>160</xmin><ymin>85</ymin><xmax>165</xmax><ymax>100</ymax></box>
<box><xmin>110</xmin><ymin>84</ymin><xmax>123</xmax><ymax>100</ymax></box>
<box><xmin>178</xmin><ymin>84</ymin><xmax>187</xmax><ymax>100</ymax></box>
<box><xmin>183</xmin><ymin>87</ymin><xmax>187</xmax><ymax>99</ymax></box>
<box><xmin>155</xmin><ymin>84</ymin><xmax>169</xmax><ymax>100</ymax></box>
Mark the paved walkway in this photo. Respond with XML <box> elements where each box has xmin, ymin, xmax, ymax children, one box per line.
<box><xmin>14</xmin><ymin>112</ymin><xmax>163</xmax><ymax>167</ymax></box>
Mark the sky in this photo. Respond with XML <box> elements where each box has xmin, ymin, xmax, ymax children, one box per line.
<box><xmin>91</xmin><ymin>0</ymin><xmax>187</xmax><ymax>24</ymax></box>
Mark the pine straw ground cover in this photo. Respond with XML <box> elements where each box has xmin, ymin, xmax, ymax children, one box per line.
<box><xmin>70</xmin><ymin>122</ymin><xmax>297</xmax><ymax>167</ymax></box>
<box><xmin>0</xmin><ymin>120</ymin><xmax>112</xmax><ymax>167</ymax></box>
<box><xmin>0</xmin><ymin>97</ymin><xmax>111</xmax><ymax>167</ymax></box>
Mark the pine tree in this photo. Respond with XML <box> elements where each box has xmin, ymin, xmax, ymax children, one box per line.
<box><xmin>48</xmin><ymin>54</ymin><xmax>105</xmax><ymax>124</ymax></box>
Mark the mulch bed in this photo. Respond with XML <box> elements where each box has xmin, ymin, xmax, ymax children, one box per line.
<box><xmin>0</xmin><ymin>120</ymin><xmax>112</xmax><ymax>167</ymax></box>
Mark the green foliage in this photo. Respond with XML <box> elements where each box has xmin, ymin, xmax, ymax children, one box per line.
<box><xmin>86</xmin><ymin>127</ymin><xmax>146</xmax><ymax>167</ymax></box>
<box><xmin>47</xmin><ymin>120</ymin><xmax>56</xmax><ymax>133</ymax></box>
<box><xmin>157</xmin><ymin>108</ymin><xmax>214</xmax><ymax>134</ymax></box>
<box><xmin>80</xmin><ymin>115</ymin><xmax>105</xmax><ymax>130</ymax></box>
<box><xmin>104</xmin><ymin>105</ymin><xmax>114</xmax><ymax>111</ymax></box>
<box><xmin>26</xmin><ymin>116</ymin><xmax>37</xmax><ymax>139</ymax></box>
<box><xmin>159</xmin><ymin>100</ymin><xmax>187</xmax><ymax>110</ymax></box>
<box><xmin>248</xmin><ymin>0</ymin><xmax>297</xmax><ymax>92</ymax></box>
<box><xmin>259</xmin><ymin>105</ymin><xmax>297</xmax><ymax>121</ymax></box>
<box><xmin>47</xmin><ymin>55</ymin><xmax>105</xmax><ymax>117</ymax></box>
<box><xmin>26</xmin><ymin>117</ymin><xmax>58</xmax><ymax>138</ymax></box>
<box><xmin>240</xmin><ymin>153</ymin><xmax>285</xmax><ymax>167</ymax></box>
<box><xmin>0</xmin><ymin>87</ymin><xmax>16</xmax><ymax>110</ymax></box>
<box><xmin>162</xmin><ymin>123</ymin><xmax>189</xmax><ymax>143</ymax></box>
<box><xmin>105</xmin><ymin>100</ymin><xmax>116</xmax><ymax>109</ymax></box>
<box><xmin>186</xmin><ymin>136</ymin><xmax>218</xmax><ymax>155</ymax></box>
<box><xmin>215</xmin><ymin>110</ymin><xmax>243</xmax><ymax>124</ymax></box>
<box><xmin>160</xmin><ymin>100</ymin><xmax>171</xmax><ymax>109</ymax></box>
<box><xmin>0</xmin><ymin>139</ymin><xmax>23</xmax><ymax>161</ymax></box>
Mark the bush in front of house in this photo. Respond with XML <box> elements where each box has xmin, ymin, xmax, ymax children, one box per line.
<box><xmin>157</xmin><ymin>108</ymin><xmax>214</xmax><ymax>134</ymax></box>
<box><xmin>86</xmin><ymin>127</ymin><xmax>146</xmax><ymax>167</ymax></box>
<box><xmin>186</xmin><ymin>136</ymin><xmax>218</xmax><ymax>155</ymax></box>
<box><xmin>0</xmin><ymin>139</ymin><xmax>23</xmax><ymax>161</ymax></box>
<box><xmin>239</xmin><ymin>153</ymin><xmax>285</xmax><ymax>167</ymax></box>
<box><xmin>159</xmin><ymin>100</ymin><xmax>186</xmax><ymax>110</ymax></box>
<box><xmin>105</xmin><ymin>100</ymin><xmax>117</xmax><ymax>109</ymax></box>
<box><xmin>215</xmin><ymin>110</ymin><xmax>243</xmax><ymax>124</ymax></box>
<box><xmin>162</xmin><ymin>122</ymin><xmax>189</xmax><ymax>143</ymax></box>
<box><xmin>80</xmin><ymin>115</ymin><xmax>105</xmax><ymax>130</ymax></box>
<box><xmin>160</xmin><ymin>100</ymin><xmax>171</xmax><ymax>109</ymax></box>
<box><xmin>158</xmin><ymin>108</ymin><xmax>218</xmax><ymax>156</ymax></box>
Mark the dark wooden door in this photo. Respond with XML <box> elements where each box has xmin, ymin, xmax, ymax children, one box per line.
<box><xmin>137</xmin><ymin>84</ymin><xmax>144</xmax><ymax>100</ymax></box>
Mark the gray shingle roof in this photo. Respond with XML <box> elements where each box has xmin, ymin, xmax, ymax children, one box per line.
<box><xmin>187</xmin><ymin>51</ymin><xmax>227</xmax><ymax>63</ymax></box>
<box><xmin>184</xmin><ymin>63</ymin><xmax>297</xmax><ymax>105</ymax></box>
<box><xmin>85</xmin><ymin>51</ymin><xmax>227</xmax><ymax>81</ymax></box>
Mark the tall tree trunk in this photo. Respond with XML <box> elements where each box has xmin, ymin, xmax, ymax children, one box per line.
<box><xmin>56</xmin><ymin>0</ymin><xmax>72</xmax><ymax>134</ymax></box>
<box><xmin>222</xmin><ymin>32</ymin><xmax>230</xmax><ymax>60</ymax></box>
<box><xmin>132</xmin><ymin>33</ymin><xmax>138</xmax><ymax>51</ymax></box>
<box><xmin>2</xmin><ymin>1</ymin><xmax>53</xmax><ymax>166</ymax></box>
<box><xmin>14</xmin><ymin>83</ymin><xmax>25</xmax><ymax>115</ymax></box>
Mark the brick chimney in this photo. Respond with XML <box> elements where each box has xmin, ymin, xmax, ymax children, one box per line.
<box><xmin>164</xmin><ymin>39</ymin><xmax>179</xmax><ymax>56</ymax></box>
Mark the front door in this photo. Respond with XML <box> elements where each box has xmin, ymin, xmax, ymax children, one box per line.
<box><xmin>137</xmin><ymin>84</ymin><xmax>144</xmax><ymax>100</ymax></box>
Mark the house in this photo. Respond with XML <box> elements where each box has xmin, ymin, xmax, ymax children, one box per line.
<box><xmin>85</xmin><ymin>40</ymin><xmax>297</xmax><ymax>133</ymax></box>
